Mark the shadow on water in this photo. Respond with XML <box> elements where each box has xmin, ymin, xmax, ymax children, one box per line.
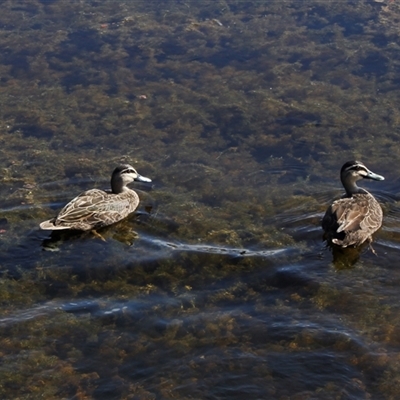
<box><xmin>326</xmin><ymin>243</ymin><xmax>366</xmax><ymax>270</ymax></box>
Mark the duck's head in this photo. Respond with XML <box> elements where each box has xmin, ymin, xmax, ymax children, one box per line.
<box><xmin>111</xmin><ymin>164</ymin><xmax>151</xmax><ymax>193</ymax></box>
<box><xmin>340</xmin><ymin>160</ymin><xmax>384</xmax><ymax>195</ymax></box>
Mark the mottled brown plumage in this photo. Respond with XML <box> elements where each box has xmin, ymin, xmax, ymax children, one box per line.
<box><xmin>40</xmin><ymin>164</ymin><xmax>151</xmax><ymax>231</ymax></box>
<box><xmin>322</xmin><ymin>161</ymin><xmax>384</xmax><ymax>248</ymax></box>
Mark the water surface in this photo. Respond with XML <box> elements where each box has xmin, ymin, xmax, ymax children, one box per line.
<box><xmin>1</xmin><ymin>0</ymin><xmax>400</xmax><ymax>398</ymax></box>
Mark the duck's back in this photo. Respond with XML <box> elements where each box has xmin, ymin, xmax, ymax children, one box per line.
<box><xmin>40</xmin><ymin>188</ymin><xmax>140</xmax><ymax>231</ymax></box>
<box><xmin>322</xmin><ymin>192</ymin><xmax>383</xmax><ymax>247</ymax></box>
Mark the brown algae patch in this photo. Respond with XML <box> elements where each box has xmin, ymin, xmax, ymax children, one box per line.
<box><xmin>0</xmin><ymin>0</ymin><xmax>400</xmax><ymax>398</ymax></box>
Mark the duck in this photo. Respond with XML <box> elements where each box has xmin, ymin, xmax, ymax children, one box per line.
<box><xmin>322</xmin><ymin>160</ymin><xmax>384</xmax><ymax>248</ymax></box>
<box><xmin>40</xmin><ymin>164</ymin><xmax>151</xmax><ymax>231</ymax></box>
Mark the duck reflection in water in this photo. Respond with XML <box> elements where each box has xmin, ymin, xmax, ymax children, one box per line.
<box><xmin>322</xmin><ymin>161</ymin><xmax>384</xmax><ymax>260</ymax></box>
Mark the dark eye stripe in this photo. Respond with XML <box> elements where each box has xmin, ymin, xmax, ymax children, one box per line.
<box><xmin>346</xmin><ymin>164</ymin><xmax>366</xmax><ymax>173</ymax></box>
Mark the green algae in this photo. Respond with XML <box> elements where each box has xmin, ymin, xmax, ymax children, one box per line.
<box><xmin>0</xmin><ymin>0</ymin><xmax>400</xmax><ymax>398</ymax></box>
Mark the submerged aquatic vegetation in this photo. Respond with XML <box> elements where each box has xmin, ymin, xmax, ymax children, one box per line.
<box><xmin>1</xmin><ymin>0</ymin><xmax>400</xmax><ymax>398</ymax></box>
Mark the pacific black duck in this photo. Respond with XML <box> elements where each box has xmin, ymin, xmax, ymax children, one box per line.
<box><xmin>322</xmin><ymin>160</ymin><xmax>384</xmax><ymax>248</ymax></box>
<box><xmin>40</xmin><ymin>164</ymin><xmax>151</xmax><ymax>231</ymax></box>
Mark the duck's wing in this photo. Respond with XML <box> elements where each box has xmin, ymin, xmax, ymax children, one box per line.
<box><xmin>50</xmin><ymin>189</ymin><xmax>110</xmax><ymax>227</ymax></box>
<box><xmin>333</xmin><ymin>195</ymin><xmax>382</xmax><ymax>233</ymax></box>
<box><xmin>54</xmin><ymin>188</ymin><xmax>140</xmax><ymax>229</ymax></box>
<box><xmin>333</xmin><ymin>198</ymin><xmax>366</xmax><ymax>233</ymax></box>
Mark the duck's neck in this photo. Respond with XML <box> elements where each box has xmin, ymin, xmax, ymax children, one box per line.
<box><xmin>342</xmin><ymin>179</ymin><xmax>367</xmax><ymax>196</ymax></box>
<box><xmin>111</xmin><ymin>178</ymin><xmax>127</xmax><ymax>194</ymax></box>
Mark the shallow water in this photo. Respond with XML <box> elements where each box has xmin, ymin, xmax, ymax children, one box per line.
<box><xmin>2</xmin><ymin>0</ymin><xmax>400</xmax><ymax>399</ymax></box>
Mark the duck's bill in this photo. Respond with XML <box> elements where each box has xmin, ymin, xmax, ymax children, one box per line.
<box><xmin>136</xmin><ymin>174</ymin><xmax>152</xmax><ymax>183</ymax></box>
<box><xmin>366</xmin><ymin>170</ymin><xmax>384</xmax><ymax>181</ymax></box>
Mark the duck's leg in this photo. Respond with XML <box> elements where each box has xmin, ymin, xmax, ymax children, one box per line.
<box><xmin>367</xmin><ymin>237</ymin><xmax>377</xmax><ymax>256</ymax></box>
<box><xmin>91</xmin><ymin>229</ymin><xmax>106</xmax><ymax>241</ymax></box>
